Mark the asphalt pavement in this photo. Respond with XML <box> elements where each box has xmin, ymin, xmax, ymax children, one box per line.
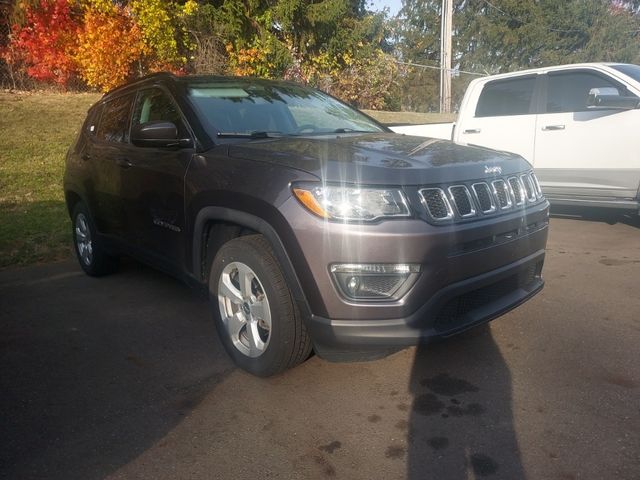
<box><xmin>1</xmin><ymin>211</ymin><xmax>639</xmax><ymax>480</ymax></box>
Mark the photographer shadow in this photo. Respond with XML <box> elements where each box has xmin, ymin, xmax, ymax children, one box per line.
<box><xmin>406</xmin><ymin>325</ymin><xmax>525</xmax><ymax>479</ymax></box>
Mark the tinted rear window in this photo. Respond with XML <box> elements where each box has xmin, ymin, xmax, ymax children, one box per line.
<box><xmin>475</xmin><ymin>76</ymin><xmax>536</xmax><ymax>117</ymax></box>
<box><xmin>96</xmin><ymin>94</ymin><xmax>134</xmax><ymax>143</ymax></box>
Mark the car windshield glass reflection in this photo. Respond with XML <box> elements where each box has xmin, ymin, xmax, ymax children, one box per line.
<box><xmin>187</xmin><ymin>82</ymin><xmax>384</xmax><ymax>137</ymax></box>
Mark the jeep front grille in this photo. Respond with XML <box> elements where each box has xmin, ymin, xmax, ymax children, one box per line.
<box><xmin>419</xmin><ymin>171</ymin><xmax>544</xmax><ymax>224</ymax></box>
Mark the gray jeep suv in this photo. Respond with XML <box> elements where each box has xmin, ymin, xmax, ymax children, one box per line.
<box><xmin>64</xmin><ymin>73</ymin><xmax>549</xmax><ymax>376</ymax></box>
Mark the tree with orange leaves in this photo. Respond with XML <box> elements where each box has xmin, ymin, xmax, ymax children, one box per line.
<box><xmin>74</xmin><ymin>2</ymin><xmax>147</xmax><ymax>92</ymax></box>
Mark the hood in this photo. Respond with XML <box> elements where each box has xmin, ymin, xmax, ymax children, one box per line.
<box><xmin>226</xmin><ymin>132</ymin><xmax>531</xmax><ymax>185</ymax></box>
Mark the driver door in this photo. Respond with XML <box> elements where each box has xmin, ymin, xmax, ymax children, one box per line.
<box><xmin>122</xmin><ymin>87</ymin><xmax>195</xmax><ymax>270</ymax></box>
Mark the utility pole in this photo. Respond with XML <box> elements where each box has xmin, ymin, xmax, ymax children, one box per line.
<box><xmin>440</xmin><ymin>0</ymin><xmax>453</xmax><ymax>113</ymax></box>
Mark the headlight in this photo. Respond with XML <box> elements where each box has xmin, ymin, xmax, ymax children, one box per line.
<box><xmin>292</xmin><ymin>184</ymin><xmax>410</xmax><ymax>221</ymax></box>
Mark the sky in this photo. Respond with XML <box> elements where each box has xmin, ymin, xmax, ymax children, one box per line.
<box><xmin>368</xmin><ymin>0</ymin><xmax>403</xmax><ymax>16</ymax></box>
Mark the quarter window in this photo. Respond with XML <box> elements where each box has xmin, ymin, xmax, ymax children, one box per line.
<box><xmin>475</xmin><ymin>76</ymin><xmax>536</xmax><ymax>117</ymax></box>
<box><xmin>96</xmin><ymin>94</ymin><xmax>134</xmax><ymax>143</ymax></box>
<box><xmin>84</xmin><ymin>105</ymin><xmax>102</xmax><ymax>136</ymax></box>
<box><xmin>546</xmin><ymin>72</ymin><xmax>626</xmax><ymax>113</ymax></box>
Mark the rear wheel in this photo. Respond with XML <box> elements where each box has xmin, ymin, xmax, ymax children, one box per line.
<box><xmin>209</xmin><ymin>234</ymin><xmax>312</xmax><ymax>376</ymax></box>
<box><xmin>72</xmin><ymin>202</ymin><xmax>118</xmax><ymax>276</ymax></box>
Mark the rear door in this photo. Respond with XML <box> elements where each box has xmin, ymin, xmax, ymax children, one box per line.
<box><xmin>533</xmin><ymin>69</ymin><xmax>640</xmax><ymax>204</ymax></box>
<box><xmin>86</xmin><ymin>93</ymin><xmax>136</xmax><ymax>238</ymax></box>
<box><xmin>455</xmin><ymin>75</ymin><xmax>539</xmax><ymax>163</ymax></box>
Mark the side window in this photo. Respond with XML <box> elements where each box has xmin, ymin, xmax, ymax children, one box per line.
<box><xmin>546</xmin><ymin>72</ymin><xmax>625</xmax><ymax>113</ymax></box>
<box><xmin>95</xmin><ymin>94</ymin><xmax>134</xmax><ymax>143</ymax></box>
<box><xmin>475</xmin><ymin>76</ymin><xmax>536</xmax><ymax>117</ymax></box>
<box><xmin>132</xmin><ymin>88</ymin><xmax>189</xmax><ymax>138</ymax></box>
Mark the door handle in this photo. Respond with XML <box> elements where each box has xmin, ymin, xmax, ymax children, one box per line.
<box><xmin>116</xmin><ymin>158</ymin><xmax>133</xmax><ymax>169</ymax></box>
<box><xmin>542</xmin><ymin>124</ymin><xmax>565</xmax><ymax>131</ymax></box>
<box><xmin>463</xmin><ymin>128</ymin><xmax>481</xmax><ymax>134</ymax></box>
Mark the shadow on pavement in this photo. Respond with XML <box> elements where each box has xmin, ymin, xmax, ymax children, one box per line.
<box><xmin>406</xmin><ymin>325</ymin><xmax>524</xmax><ymax>479</ymax></box>
<box><xmin>0</xmin><ymin>259</ymin><xmax>234</xmax><ymax>480</ymax></box>
<box><xmin>550</xmin><ymin>205</ymin><xmax>640</xmax><ymax>228</ymax></box>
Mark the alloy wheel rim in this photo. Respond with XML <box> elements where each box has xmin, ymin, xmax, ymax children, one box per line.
<box><xmin>75</xmin><ymin>213</ymin><xmax>93</xmax><ymax>267</ymax></box>
<box><xmin>218</xmin><ymin>261</ymin><xmax>271</xmax><ymax>358</ymax></box>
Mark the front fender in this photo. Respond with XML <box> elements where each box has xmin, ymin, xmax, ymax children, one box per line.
<box><xmin>191</xmin><ymin>206</ymin><xmax>327</xmax><ymax>320</ymax></box>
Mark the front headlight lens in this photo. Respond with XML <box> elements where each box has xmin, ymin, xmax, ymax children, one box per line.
<box><xmin>293</xmin><ymin>184</ymin><xmax>410</xmax><ymax>221</ymax></box>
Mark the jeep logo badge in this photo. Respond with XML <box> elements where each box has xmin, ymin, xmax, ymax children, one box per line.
<box><xmin>484</xmin><ymin>165</ymin><xmax>502</xmax><ymax>175</ymax></box>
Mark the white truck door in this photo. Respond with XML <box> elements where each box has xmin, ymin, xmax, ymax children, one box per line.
<box><xmin>533</xmin><ymin>70</ymin><xmax>640</xmax><ymax>207</ymax></box>
<box><xmin>455</xmin><ymin>75</ymin><xmax>538</xmax><ymax>163</ymax></box>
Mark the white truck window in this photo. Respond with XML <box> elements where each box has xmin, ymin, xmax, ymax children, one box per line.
<box><xmin>546</xmin><ymin>72</ymin><xmax>623</xmax><ymax>113</ymax></box>
<box><xmin>475</xmin><ymin>76</ymin><xmax>536</xmax><ymax>117</ymax></box>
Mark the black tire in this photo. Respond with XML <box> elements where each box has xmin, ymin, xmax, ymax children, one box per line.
<box><xmin>71</xmin><ymin>202</ymin><xmax>118</xmax><ymax>276</ymax></box>
<box><xmin>209</xmin><ymin>234</ymin><xmax>312</xmax><ymax>377</ymax></box>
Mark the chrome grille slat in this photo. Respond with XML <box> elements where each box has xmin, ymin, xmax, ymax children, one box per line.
<box><xmin>520</xmin><ymin>174</ymin><xmax>537</xmax><ymax>202</ymax></box>
<box><xmin>472</xmin><ymin>182</ymin><xmax>496</xmax><ymax>213</ymax></box>
<box><xmin>491</xmin><ymin>179</ymin><xmax>513</xmax><ymax>210</ymax></box>
<box><xmin>530</xmin><ymin>172</ymin><xmax>543</xmax><ymax>198</ymax></box>
<box><xmin>508</xmin><ymin>177</ymin><xmax>525</xmax><ymax>206</ymax></box>
<box><xmin>448</xmin><ymin>185</ymin><xmax>476</xmax><ymax>217</ymax></box>
<box><xmin>419</xmin><ymin>188</ymin><xmax>454</xmax><ymax>221</ymax></box>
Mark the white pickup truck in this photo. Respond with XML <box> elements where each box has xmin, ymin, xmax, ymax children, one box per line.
<box><xmin>392</xmin><ymin>63</ymin><xmax>640</xmax><ymax>212</ymax></box>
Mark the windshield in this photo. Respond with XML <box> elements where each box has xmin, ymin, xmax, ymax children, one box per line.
<box><xmin>610</xmin><ymin>64</ymin><xmax>640</xmax><ymax>84</ymax></box>
<box><xmin>186</xmin><ymin>81</ymin><xmax>385</xmax><ymax>137</ymax></box>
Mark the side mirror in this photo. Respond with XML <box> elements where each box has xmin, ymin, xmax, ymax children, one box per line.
<box><xmin>587</xmin><ymin>87</ymin><xmax>640</xmax><ymax>110</ymax></box>
<box><xmin>131</xmin><ymin>121</ymin><xmax>193</xmax><ymax>148</ymax></box>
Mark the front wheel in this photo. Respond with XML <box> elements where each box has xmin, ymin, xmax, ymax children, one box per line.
<box><xmin>209</xmin><ymin>235</ymin><xmax>312</xmax><ymax>376</ymax></box>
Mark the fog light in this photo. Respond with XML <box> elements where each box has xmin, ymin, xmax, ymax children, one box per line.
<box><xmin>346</xmin><ymin>276</ymin><xmax>360</xmax><ymax>295</ymax></box>
<box><xmin>330</xmin><ymin>263</ymin><xmax>421</xmax><ymax>301</ymax></box>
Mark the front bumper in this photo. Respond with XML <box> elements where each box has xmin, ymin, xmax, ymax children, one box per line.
<box><xmin>278</xmin><ymin>196</ymin><xmax>549</xmax><ymax>358</ymax></box>
<box><xmin>307</xmin><ymin>249</ymin><xmax>544</xmax><ymax>358</ymax></box>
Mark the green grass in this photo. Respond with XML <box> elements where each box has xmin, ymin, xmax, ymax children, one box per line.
<box><xmin>0</xmin><ymin>92</ymin><xmax>452</xmax><ymax>268</ymax></box>
<box><xmin>0</xmin><ymin>92</ymin><xmax>101</xmax><ymax>268</ymax></box>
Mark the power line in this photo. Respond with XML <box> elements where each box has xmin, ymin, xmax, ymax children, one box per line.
<box><xmin>394</xmin><ymin>60</ymin><xmax>485</xmax><ymax>77</ymax></box>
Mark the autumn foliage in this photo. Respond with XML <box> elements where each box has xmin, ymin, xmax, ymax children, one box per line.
<box><xmin>2</xmin><ymin>0</ymin><xmax>193</xmax><ymax>92</ymax></box>
<box><xmin>4</xmin><ymin>0</ymin><xmax>79</xmax><ymax>87</ymax></box>
<box><xmin>2</xmin><ymin>0</ymin><xmax>397</xmax><ymax>108</ymax></box>
<box><xmin>75</xmin><ymin>5</ymin><xmax>146</xmax><ymax>91</ymax></box>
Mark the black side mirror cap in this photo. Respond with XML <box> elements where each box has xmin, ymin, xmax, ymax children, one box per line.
<box><xmin>131</xmin><ymin>121</ymin><xmax>193</xmax><ymax>148</ymax></box>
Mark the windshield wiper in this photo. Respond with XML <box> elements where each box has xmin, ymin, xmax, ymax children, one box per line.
<box><xmin>217</xmin><ymin>131</ymin><xmax>274</xmax><ymax>139</ymax></box>
<box><xmin>333</xmin><ymin>128</ymin><xmax>377</xmax><ymax>134</ymax></box>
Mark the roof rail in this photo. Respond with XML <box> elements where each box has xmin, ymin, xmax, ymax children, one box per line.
<box><xmin>102</xmin><ymin>71</ymin><xmax>178</xmax><ymax>99</ymax></box>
